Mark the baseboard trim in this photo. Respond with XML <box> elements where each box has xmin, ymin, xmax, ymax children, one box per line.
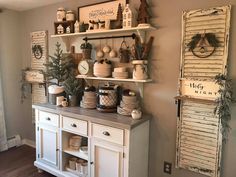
<box><xmin>22</xmin><ymin>139</ymin><xmax>36</xmax><ymax>148</ymax></box>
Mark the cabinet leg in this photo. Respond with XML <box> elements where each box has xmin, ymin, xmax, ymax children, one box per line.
<box><xmin>37</xmin><ymin>168</ymin><xmax>44</xmax><ymax>173</ymax></box>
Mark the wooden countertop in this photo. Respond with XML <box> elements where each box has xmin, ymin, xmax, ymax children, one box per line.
<box><xmin>32</xmin><ymin>104</ymin><xmax>151</xmax><ymax>130</ymax></box>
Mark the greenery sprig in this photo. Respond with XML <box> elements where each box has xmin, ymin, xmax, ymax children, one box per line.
<box><xmin>80</xmin><ymin>42</ymin><xmax>92</xmax><ymax>49</ymax></box>
<box><xmin>63</xmin><ymin>75</ymin><xmax>83</xmax><ymax>96</ymax></box>
<box><xmin>20</xmin><ymin>67</ymin><xmax>31</xmax><ymax>103</ymax></box>
<box><xmin>214</xmin><ymin>74</ymin><xmax>234</xmax><ymax>142</ymax></box>
<box><xmin>187</xmin><ymin>33</ymin><xmax>220</xmax><ymax>51</ymax></box>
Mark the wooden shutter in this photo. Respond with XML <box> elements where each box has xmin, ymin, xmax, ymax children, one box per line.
<box><xmin>30</xmin><ymin>31</ymin><xmax>48</xmax><ymax>123</ymax></box>
<box><xmin>176</xmin><ymin>6</ymin><xmax>231</xmax><ymax>177</ymax></box>
<box><xmin>30</xmin><ymin>31</ymin><xmax>48</xmax><ymax>104</ymax></box>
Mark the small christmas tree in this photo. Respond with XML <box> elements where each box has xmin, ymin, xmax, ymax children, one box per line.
<box><xmin>137</xmin><ymin>0</ymin><xmax>150</xmax><ymax>24</ymax></box>
<box><xmin>44</xmin><ymin>42</ymin><xmax>74</xmax><ymax>85</ymax></box>
<box><xmin>113</xmin><ymin>3</ymin><xmax>123</xmax><ymax>29</ymax></box>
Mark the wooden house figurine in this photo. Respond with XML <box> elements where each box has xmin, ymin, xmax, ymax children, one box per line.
<box><xmin>122</xmin><ymin>4</ymin><xmax>137</xmax><ymax>28</ymax></box>
<box><xmin>57</xmin><ymin>24</ymin><xmax>64</xmax><ymax>34</ymax></box>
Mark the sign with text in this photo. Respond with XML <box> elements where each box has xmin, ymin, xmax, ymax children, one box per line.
<box><xmin>180</xmin><ymin>79</ymin><xmax>220</xmax><ymax>100</ymax></box>
<box><xmin>78</xmin><ymin>0</ymin><xmax>126</xmax><ymax>23</ymax></box>
<box><xmin>25</xmin><ymin>70</ymin><xmax>44</xmax><ymax>83</ymax></box>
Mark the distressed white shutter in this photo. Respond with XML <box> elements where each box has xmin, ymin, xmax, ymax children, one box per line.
<box><xmin>176</xmin><ymin>6</ymin><xmax>231</xmax><ymax>177</ymax></box>
<box><xmin>30</xmin><ymin>31</ymin><xmax>48</xmax><ymax>123</ymax></box>
<box><xmin>30</xmin><ymin>31</ymin><xmax>48</xmax><ymax>104</ymax></box>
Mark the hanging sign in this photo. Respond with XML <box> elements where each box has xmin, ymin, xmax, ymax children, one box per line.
<box><xmin>24</xmin><ymin>70</ymin><xmax>44</xmax><ymax>83</ymax></box>
<box><xmin>180</xmin><ymin>78</ymin><xmax>220</xmax><ymax>100</ymax></box>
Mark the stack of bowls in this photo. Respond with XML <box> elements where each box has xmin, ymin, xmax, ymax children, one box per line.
<box><xmin>80</xmin><ymin>89</ymin><xmax>97</xmax><ymax>109</ymax></box>
<box><xmin>93</xmin><ymin>59</ymin><xmax>112</xmax><ymax>78</ymax></box>
<box><xmin>112</xmin><ymin>67</ymin><xmax>129</xmax><ymax>79</ymax></box>
<box><xmin>117</xmin><ymin>91</ymin><xmax>139</xmax><ymax>116</ymax></box>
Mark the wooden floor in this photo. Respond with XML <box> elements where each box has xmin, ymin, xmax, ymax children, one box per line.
<box><xmin>0</xmin><ymin>145</ymin><xmax>55</xmax><ymax>177</ymax></box>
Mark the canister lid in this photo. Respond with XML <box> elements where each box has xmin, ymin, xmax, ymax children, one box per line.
<box><xmin>66</xmin><ymin>10</ymin><xmax>74</xmax><ymax>14</ymax></box>
<box><xmin>57</xmin><ymin>7</ymin><xmax>65</xmax><ymax>11</ymax></box>
<box><xmin>48</xmin><ymin>85</ymin><xmax>64</xmax><ymax>94</ymax></box>
<box><xmin>99</xmin><ymin>83</ymin><xmax>118</xmax><ymax>90</ymax></box>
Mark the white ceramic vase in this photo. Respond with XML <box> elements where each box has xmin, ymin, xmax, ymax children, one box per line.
<box><xmin>132</xmin><ymin>60</ymin><xmax>148</xmax><ymax>80</ymax></box>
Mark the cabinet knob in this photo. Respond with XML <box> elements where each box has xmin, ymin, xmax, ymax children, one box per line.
<box><xmin>90</xmin><ymin>162</ymin><xmax>94</xmax><ymax>165</ymax></box>
<box><xmin>103</xmin><ymin>131</ymin><xmax>110</xmax><ymax>136</ymax></box>
<box><xmin>71</xmin><ymin>123</ymin><xmax>77</xmax><ymax>128</ymax></box>
<box><xmin>46</xmin><ymin>117</ymin><xmax>51</xmax><ymax>121</ymax></box>
<box><xmin>56</xmin><ymin>148</ymin><xmax>59</xmax><ymax>151</ymax></box>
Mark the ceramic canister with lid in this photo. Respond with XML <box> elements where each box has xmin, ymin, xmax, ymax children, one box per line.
<box><xmin>97</xmin><ymin>84</ymin><xmax>118</xmax><ymax>108</ymax></box>
<box><xmin>66</xmin><ymin>10</ymin><xmax>75</xmax><ymax>21</ymax></box>
<box><xmin>57</xmin><ymin>7</ymin><xmax>66</xmax><ymax>21</ymax></box>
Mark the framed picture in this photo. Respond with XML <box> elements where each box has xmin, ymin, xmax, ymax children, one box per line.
<box><xmin>78</xmin><ymin>0</ymin><xmax>126</xmax><ymax>24</ymax></box>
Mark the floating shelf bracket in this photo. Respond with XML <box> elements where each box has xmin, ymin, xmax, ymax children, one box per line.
<box><xmin>135</xmin><ymin>82</ymin><xmax>144</xmax><ymax>98</ymax></box>
<box><xmin>136</xmin><ymin>29</ymin><xmax>146</xmax><ymax>43</ymax></box>
<box><xmin>29</xmin><ymin>82</ymin><xmax>47</xmax><ymax>96</ymax></box>
<box><xmin>60</xmin><ymin>36</ymin><xmax>76</xmax><ymax>52</ymax></box>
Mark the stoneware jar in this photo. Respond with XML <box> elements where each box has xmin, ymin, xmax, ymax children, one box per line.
<box><xmin>66</xmin><ymin>10</ymin><xmax>75</xmax><ymax>21</ymax></box>
<box><xmin>57</xmin><ymin>7</ymin><xmax>66</xmax><ymax>21</ymax></box>
<box><xmin>132</xmin><ymin>60</ymin><xmax>148</xmax><ymax>80</ymax></box>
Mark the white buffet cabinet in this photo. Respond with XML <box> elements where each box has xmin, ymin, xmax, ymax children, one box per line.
<box><xmin>33</xmin><ymin>104</ymin><xmax>150</xmax><ymax>177</ymax></box>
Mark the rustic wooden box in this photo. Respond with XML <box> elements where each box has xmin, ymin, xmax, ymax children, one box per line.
<box><xmin>54</xmin><ymin>21</ymin><xmax>75</xmax><ymax>35</ymax></box>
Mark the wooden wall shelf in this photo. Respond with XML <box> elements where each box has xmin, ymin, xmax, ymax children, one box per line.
<box><xmin>51</xmin><ymin>25</ymin><xmax>156</xmax><ymax>51</ymax></box>
<box><xmin>76</xmin><ymin>75</ymin><xmax>152</xmax><ymax>98</ymax></box>
<box><xmin>51</xmin><ymin>26</ymin><xmax>155</xmax><ymax>38</ymax></box>
<box><xmin>76</xmin><ymin>75</ymin><xmax>152</xmax><ymax>83</ymax></box>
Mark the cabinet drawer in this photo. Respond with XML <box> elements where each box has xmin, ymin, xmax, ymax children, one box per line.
<box><xmin>62</xmin><ymin>116</ymin><xmax>88</xmax><ymax>136</ymax></box>
<box><xmin>38</xmin><ymin>111</ymin><xmax>59</xmax><ymax>127</ymax></box>
<box><xmin>92</xmin><ymin>123</ymin><xmax>124</xmax><ymax>145</ymax></box>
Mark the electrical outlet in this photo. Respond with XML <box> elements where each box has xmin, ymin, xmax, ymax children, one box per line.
<box><xmin>164</xmin><ymin>161</ymin><xmax>172</xmax><ymax>174</ymax></box>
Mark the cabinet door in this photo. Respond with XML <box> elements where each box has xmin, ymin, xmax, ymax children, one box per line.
<box><xmin>37</xmin><ymin>124</ymin><xmax>59</xmax><ymax>169</ymax></box>
<box><xmin>91</xmin><ymin>139</ymin><xmax>124</xmax><ymax>177</ymax></box>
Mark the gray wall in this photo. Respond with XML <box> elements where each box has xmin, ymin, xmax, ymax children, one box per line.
<box><xmin>2</xmin><ymin>0</ymin><xmax>236</xmax><ymax>177</ymax></box>
<box><xmin>0</xmin><ymin>10</ymin><xmax>27</xmax><ymax>139</ymax></box>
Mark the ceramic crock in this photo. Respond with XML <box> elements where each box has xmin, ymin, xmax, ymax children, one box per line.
<box><xmin>57</xmin><ymin>7</ymin><xmax>66</xmax><ymax>21</ymax></box>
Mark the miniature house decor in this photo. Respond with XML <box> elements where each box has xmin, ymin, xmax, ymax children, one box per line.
<box><xmin>66</xmin><ymin>26</ymin><xmax>71</xmax><ymax>33</ymax></box>
<box><xmin>57</xmin><ymin>24</ymin><xmax>64</xmax><ymax>34</ymax></box>
<box><xmin>123</xmin><ymin>4</ymin><xmax>137</xmax><ymax>28</ymax></box>
<box><xmin>74</xmin><ymin>20</ymin><xmax>80</xmax><ymax>33</ymax></box>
